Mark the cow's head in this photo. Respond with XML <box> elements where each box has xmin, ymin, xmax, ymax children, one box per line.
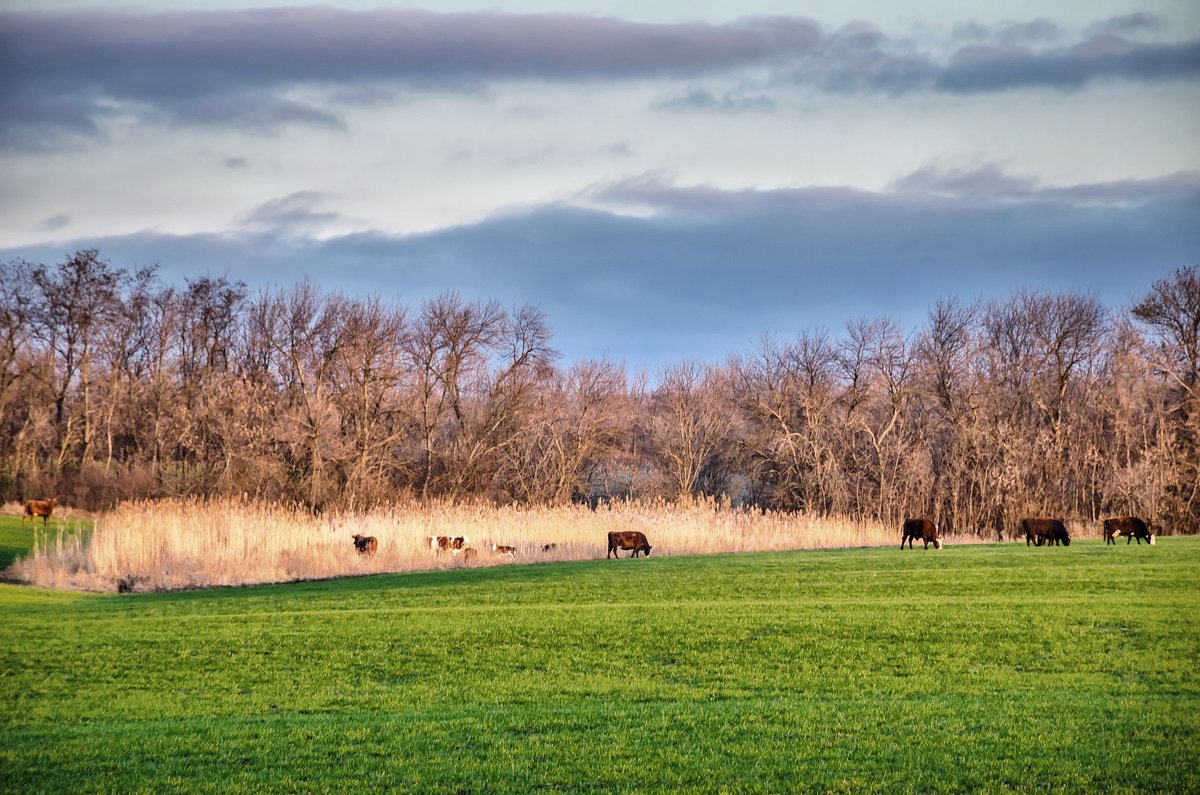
<box><xmin>932</xmin><ymin>538</ymin><xmax>942</xmax><ymax>550</ymax></box>
<box><xmin>1149</xmin><ymin>534</ymin><xmax>1156</xmax><ymax>545</ymax></box>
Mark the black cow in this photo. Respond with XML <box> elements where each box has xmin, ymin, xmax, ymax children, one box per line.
<box><xmin>1021</xmin><ymin>518</ymin><xmax>1070</xmax><ymax>547</ymax></box>
<box><xmin>607</xmin><ymin>530</ymin><xmax>652</xmax><ymax>558</ymax></box>
<box><xmin>1103</xmin><ymin>516</ymin><xmax>1155</xmax><ymax>546</ymax></box>
<box><xmin>901</xmin><ymin>518</ymin><xmax>942</xmax><ymax>550</ymax></box>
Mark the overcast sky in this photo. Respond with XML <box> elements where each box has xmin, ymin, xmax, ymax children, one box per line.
<box><xmin>2</xmin><ymin>1</ymin><xmax>1197</xmax><ymax>368</ymax></box>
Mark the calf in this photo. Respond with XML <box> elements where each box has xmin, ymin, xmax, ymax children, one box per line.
<box><xmin>1103</xmin><ymin>516</ymin><xmax>1155</xmax><ymax>546</ymax></box>
<box><xmin>352</xmin><ymin>534</ymin><xmax>378</xmax><ymax>556</ymax></box>
<box><xmin>1021</xmin><ymin>518</ymin><xmax>1070</xmax><ymax>547</ymax></box>
<box><xmin>491</xmin><ymin>544</ymin><xmax>517</xmax><ymax>559</ymax></box>
<box><xmin>430</xmin><ymin>535</ymin><xmax>469</xmax><ymax>553</ymax></box>
<box><xmin>607</xmin><ymin>530</ymin><xmax>652</xmax><ymax>559</ymax></box>
<box><xmin>22</xmin><ymin>498</ymin><xmax>57</xmax><ymax>527</ymax></box>
<box><xmin>900</xmin><ymin>518</ymin><xmax>942</xmax><ymax>550</ymax></box>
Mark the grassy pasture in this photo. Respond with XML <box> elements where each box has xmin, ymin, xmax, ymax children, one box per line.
<box><xmin>0</xmin><ymin>512</ymin><xmax>91</xmax><ymax>571</ymax></box>
<box><xmin>1</xmin><ymin>529</ymin><xmax>1197</xmax><ymax>793</ymax></box>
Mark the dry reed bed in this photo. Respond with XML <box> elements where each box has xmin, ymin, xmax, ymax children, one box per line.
<box><xmin>10</xmin><ymin>499</ymin><xmax>988</xmax><ymax>592</ymax></box>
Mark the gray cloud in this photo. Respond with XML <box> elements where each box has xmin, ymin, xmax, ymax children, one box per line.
<box><xmin>0</xmin><ymin>8</ymin><xmax>820</xmax><ymax>144</ymax></box>
<box><xmin>1087</xmin><ymin>13</ymin><xmax>1163</xmax><ymax>38</ymax></box>
<box><xmin>953</xmin><ymin>19</ymin><xmax>1062</xmax><ymax>45</ymax></box>
<box><xmin>240</xmin><ymin>191</ymin><xmax>341</xmax><ymax>236</ymax></box>
<box><xmin>890</xmin><ymin>164</ymin><xmax>1200</xmax><ymax>205</ymax></box>
<box><xmin>5</xmin><ymin>175</ymin><xmax>1195</xmax><ymax>367</ymax></box>
<box><xmin>654</xmin><ymin>87</ymin><xmax>776</xmax><ymax>112</ymax></box>
<box><xmin>1</xmin><ymin>8</ymin><xmax>1197</xmax><ymax>146</ymax></box>
<box><xmin>35</xmin><ymin>214</ymin><xmax>70</xmax><ymax>232</ymax></box>
<box><xmin>936</xmin><ymin>37</ymin><xmax>1200</xmax><ymax>92</ymax></box>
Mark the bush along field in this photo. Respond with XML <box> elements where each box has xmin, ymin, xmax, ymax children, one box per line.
<box><xmin>1</xmin><ymin>531</ymin><xmax>1197</xmax><ymax>793</ymax></box>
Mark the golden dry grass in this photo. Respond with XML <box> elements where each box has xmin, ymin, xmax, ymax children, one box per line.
<box><xmin>8</xmin><ymin>497</ymin><xmax>994</xmax><ymax>592</ymax></box>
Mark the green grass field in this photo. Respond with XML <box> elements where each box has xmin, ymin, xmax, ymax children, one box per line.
<box><xmin>0</xmin><ymin>513</ymin><xmax>90</xmax><ymax>571</ymax></box>
<box><xmin>1</xmin><ymin>516</ymin><xmax>1196</xmax><ymax>793</ymax></box>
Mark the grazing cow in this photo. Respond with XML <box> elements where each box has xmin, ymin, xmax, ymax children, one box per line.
<box><xmin>1103</xmin><ymin>516</ymin><xmax>1155</xmax><ymax>546</ymax></box>
<box><xmin>22</xmin><ymin>498</ymin><xmax>57</xmax><ymax>526</ymax></box>
<box><xmin>1021</xmin><ymin>518</ymin><xmax>1070</xmax><ymax>547</ymax></box>
<box><xmin>541</xmin><ymin>543</ymin><xmax>558</xmax><ymax>553</ymax></box>
<box><xmin>352</xmin><ymin>534</ymin><xmax>378</xmax><ymax>556</ymax></box>
<box><xmin>901</xmin><ymin>518</ymin><xmax>942</xmax><ymax>550</ymax></box>
<box><xmin>491</xmin><ymin>544</ymin><xmax>517</xmax><ymax>559</ymax></box>
<box><xmin>430</xmin><ymin>535</ymin><xmax>469</xmax><ymax>553</ymax></box>
<box><xmin>607</xmin><ymin>530</ymin><xmax>652</xmax><ymax>559</ymax></box>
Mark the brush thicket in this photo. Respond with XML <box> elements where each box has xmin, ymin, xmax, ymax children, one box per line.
<box><xmin>9</xmin><ymin>497</ymin><xmax>968</xmax><ymax>592</ymax></box>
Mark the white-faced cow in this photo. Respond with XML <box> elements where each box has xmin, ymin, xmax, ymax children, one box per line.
<box><xmin>22</xmin><ymin>498</ymin><xmax>57</xmax><ymax>527</ymax></box>
<box><xmin>901</xmin><ymin>518</ymin><xmax>942</xmax><ymax>550</ymax></box>
<box><xmin>352</xmin><ymin>534</ymin><xmax>378</xmax><ymax>556</ymax></box>
<box><xmin>1021</xmin><ymin>517</ymin><xmax>1070</xmax><ymax>547</ymax></box>
<box><xmin>1103</xmin><ymin>516</ymin><xmax>1155</xmax><ymax>546</ymax></box>
<box><xmin>607</xmin><ymin>530</ymin><xmax>652</xmax><ymax>559</ymax></box>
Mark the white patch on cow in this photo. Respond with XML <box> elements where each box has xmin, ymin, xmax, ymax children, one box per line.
<box><xmin>1149</xmin><ymin>535</ymin><xmax>1156</xmax><ymax>545</ymax></box>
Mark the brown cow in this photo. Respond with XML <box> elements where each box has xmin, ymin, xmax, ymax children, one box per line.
<box><xmin>901</xmin><ymin>518</ymin><xmax>942</xmax><ymax>550</ymax></box>
<box><xmin>352</xmin><ymin>534</ymin><xmax>378</xmax><ymax>556</ymax></box>
<box><xmin>1021</xmin><ymin>517</ymin><xmax>1070</xmax><ymax>547</ymax></box>
<box><xmin>491</xmin><ymin>544</ymin><xmax>517</xmax><ymax>559</ymax></box>
<box><xmin>22</xmin><ymin>499</ymin><xmax>57</xmax><ymax>526</ymax></box>
<box><xmin>607</xmin><ymin>530</ymin><xmax>652</xmax><ymax>559</ymax></box>
<box><xmin>1103</xmin><ymin>516</ymin><xmax>1155</xmax><ymax>546</ymax></box>
<box><xmin>430</xmin><ymin>535</ymin><xmax>469</xmax><ymax>553</ymax></box>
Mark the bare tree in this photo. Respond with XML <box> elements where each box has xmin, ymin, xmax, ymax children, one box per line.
<box><xmin>328</xmin><ymin>297</ymin><xmax>411</xmax><ymax>505</ymax></box>
<box><xmin>650</xmin><ymin>360</ymin><xmax>735</xmax><ymax>499</ymax></box>
<box><xmin>404</xmin><ymin>293</ymin><xmax>505</xmax><ymax>498</ymax></box>
<box><xmin>1133</xmin><ymin>266</ymin><xmax>1200</xmax><ymax>527</ymax></box>
<box><xmin>30</xmin><ymin>250</ymin><xmax>126</xmax><ymax>470</ymax></box>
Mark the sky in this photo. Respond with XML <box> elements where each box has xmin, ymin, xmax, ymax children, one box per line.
<box><xmin>1</xmin><ymin>1</ymin><xmax>1198</xmax><ymax>369</ymax></box>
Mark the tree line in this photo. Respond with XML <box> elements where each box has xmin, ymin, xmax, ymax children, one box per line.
<box><xmin>1</xmin><ymin>250</ymin><xmax>1197</xmax><ymax>534</ymax></box>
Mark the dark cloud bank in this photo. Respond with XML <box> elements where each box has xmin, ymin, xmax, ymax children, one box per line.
<box><xmin>1</xmin><ymin>7</ymin><xmax>1196</xmax><ymax>146</ymax></box>
<box><xmin>6</xmin><ymin>170</ymin><xmax>1196</xmax><ymax>368</ymax></box>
